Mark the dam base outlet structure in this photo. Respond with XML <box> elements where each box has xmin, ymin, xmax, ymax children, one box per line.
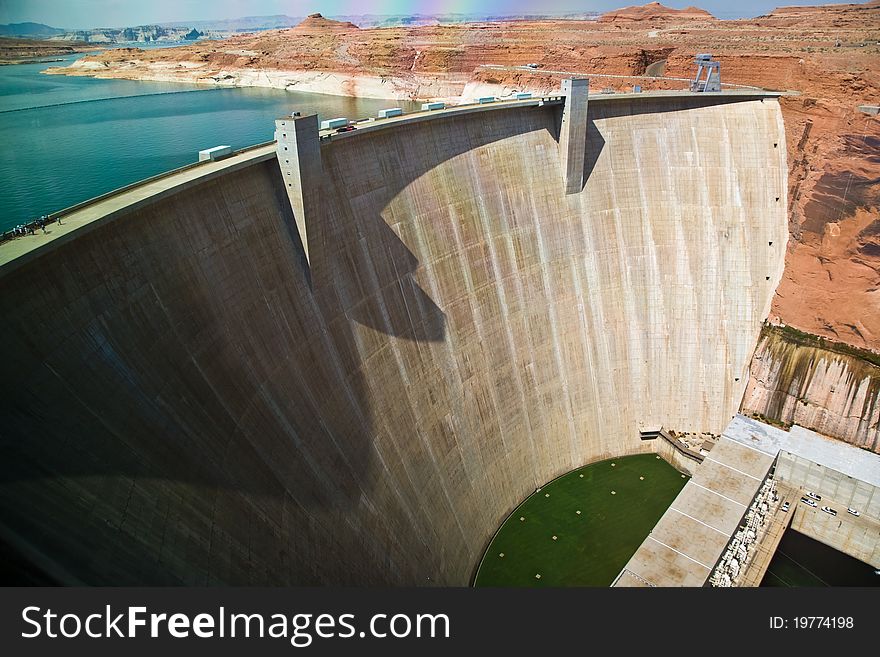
<box><xmin>0</xmin><ymin>83</ymin><xmax>788</xmax><ymax>586</ymax></box>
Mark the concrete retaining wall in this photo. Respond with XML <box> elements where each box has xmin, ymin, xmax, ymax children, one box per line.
<box><xmin>779</xmin><ymin>451</ymin><xmax>880</xmax><ymax>567</ymax></box>
<box><xmin>653</xmin><ymin>436</ymin><xmax>703</xmax><ymax>476</ymax></box>
<box><xmin>742</xmin><ymin>327</ymin><xmax>880</xmax><ymax>453</ymax></box>
<box><xmin>776</xmin><ymin>451</ymin><xmax>880</xmax><ymax>519</ymax></box>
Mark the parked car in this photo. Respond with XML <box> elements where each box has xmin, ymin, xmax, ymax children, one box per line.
<box><xmin>781</xmin><ymin>501</ymin><xmax>790</xmax><ymax>512</ymax></box>
<box><xmin>821</xmin><ymin>506</ymin><xmax>837</xmax><ymax>516</ymax></box>
<box><xmin>800</xmin><ymin>497</ymin><xmax>817</xmax><ymax>508</ymax></box>
<box><xmin>806</xmin><ymin>491</ymin><xmax>822</xmax><ymax>501</ymax></box>
<box><xmin>847</xmin><ymin>507</ymin><xmax>860</xmax><ymax>517</ymax></box>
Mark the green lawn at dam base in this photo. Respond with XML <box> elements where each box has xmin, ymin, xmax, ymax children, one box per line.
<box><xmin>475</xmin><ymin>454</ymin><xmax>688</xmax><ymax>587</ymax></box>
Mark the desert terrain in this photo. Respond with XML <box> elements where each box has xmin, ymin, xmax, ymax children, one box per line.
<box><xmin>44</xmin><ymin>2</ymin><xmax>880</xmax><ymax>352</ymax></box>
<box><xmin>0</xmin><ymin>37</ymin><xmax>100</xmax><ymax>63</ymax></box>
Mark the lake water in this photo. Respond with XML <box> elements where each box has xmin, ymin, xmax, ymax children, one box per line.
<box><xmin>0</xmin><ymin>53</ymin><xmax>419</xmax><ymax>232</ymax></box>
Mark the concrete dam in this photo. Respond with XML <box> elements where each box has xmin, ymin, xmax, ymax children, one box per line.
<box><xmin>0</xmin><ymin>88</ymin><xmax>788</xmax><ymax>585</ymax></box>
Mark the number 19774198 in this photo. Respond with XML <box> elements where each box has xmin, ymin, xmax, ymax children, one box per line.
<box><xmin>793</xmin><ymin>617</ymin><xmax>853</xmax><ymax>629</ymax></box>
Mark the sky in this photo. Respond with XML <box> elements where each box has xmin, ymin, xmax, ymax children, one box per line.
<box><xmin>0</xmin><ymin>0</ymin><xmax>859</xmax><ymax>29</ymax></box>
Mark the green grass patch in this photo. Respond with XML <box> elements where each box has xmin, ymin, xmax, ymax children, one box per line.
<box><xmin>474</xmin><ymin>454</ymin><xmax>688</xmax><ymax>587</ymax></box>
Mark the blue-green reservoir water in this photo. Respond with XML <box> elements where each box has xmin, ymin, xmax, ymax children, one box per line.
<box><xmin>0</xmin><ymin>54</ymin><xmax>419</xmax><ymax>231</ymax></box>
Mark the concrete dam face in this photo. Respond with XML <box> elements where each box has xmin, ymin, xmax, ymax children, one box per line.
<box><xmin>0</xmin><ymin>94</ymin><xmax>788</xmax><ymax>585</ymax></box>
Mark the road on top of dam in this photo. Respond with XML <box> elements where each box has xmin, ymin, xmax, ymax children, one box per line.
<box><xmin>0</xmin><ymin>88</ymin><xmax>781</xmax><ymax>277</ymax></box>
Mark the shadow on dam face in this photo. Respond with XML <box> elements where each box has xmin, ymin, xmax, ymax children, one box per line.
<box><xmin>308</xmin><ymin>110</ymin><xmax>563</xmax><ymax>343</ymax></box>
<box><xmin>0</xmin><ymin>160</ymin><xmax>398</xmax><ymax>584</ymax></box>
<box><xmin>581</xmin><ymin>95</ymin><xmax>761</xmax><ymax>189</ymax></box>
<box><xmin>0</xmin><ymin>110</ymin><xmax>560</xmax><ymax>585</ymax></box>
<box><xmin>0</xmin><ymin>94</ymin><xmax>789</xmax><ymax>585</ymax></box>
<box><xmin>310</xmin><ymin>183</ymin><xmax>447</xmax><ymax>344</ymax></box>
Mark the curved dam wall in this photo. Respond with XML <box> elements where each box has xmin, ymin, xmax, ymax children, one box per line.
<box><xmin>0</xmin><ymin>94</ymin><xmax>787</xmax><ymax>585</ymax></box>
<box><xmin>742</xmin><ymin>325</ymin><xmax>880</xmax><ymax>453</ymax></box>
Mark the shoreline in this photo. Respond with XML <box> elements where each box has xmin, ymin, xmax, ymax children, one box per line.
<box><xmin>43</xmin><ymin>60</ymin><xmax>475</xmax><ymax>102</ymax></box>
<box><xmin>0</xmin><ymin>57</ymin><xmax>69</xmax><ymax>66</ymax></box>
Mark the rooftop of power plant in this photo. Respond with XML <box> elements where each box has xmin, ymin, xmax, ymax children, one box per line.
<box><xmin>616</xmin><ymin>414</ymin><xmax>880</xmax><ymax>587</ymax></box>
